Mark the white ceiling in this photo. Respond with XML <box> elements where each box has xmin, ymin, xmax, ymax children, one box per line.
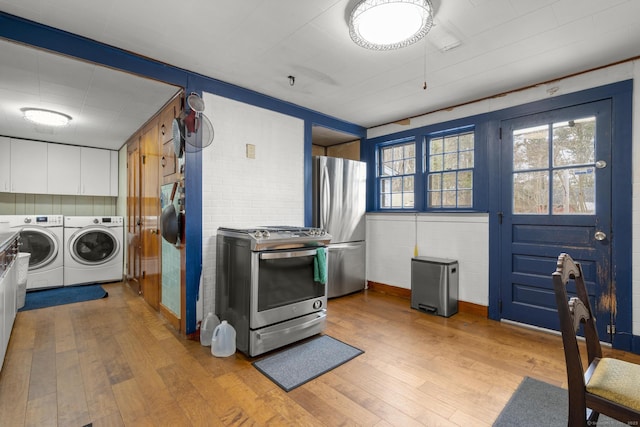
<box><xmin>0</xmin><ymin>39</ymin><xmax>181</xmax><ymax>150</ymax></box>
<box><xmin>1</xmin><ymin>0</ymin><xmax>639</xmax><ymax>150</ymax></box>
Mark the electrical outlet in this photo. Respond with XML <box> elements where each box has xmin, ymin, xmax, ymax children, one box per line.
<box><xmin>246</xmin><ymin>144</ymin><xmax>256</xmax><ymax>159</ymax></box>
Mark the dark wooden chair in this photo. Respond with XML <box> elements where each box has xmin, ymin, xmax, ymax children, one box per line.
<box><xmin>552</xmin><ymin>252</ymin><xmax>640</xmax><ymax>426</ymax></box>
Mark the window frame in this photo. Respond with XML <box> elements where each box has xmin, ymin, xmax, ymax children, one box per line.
<box><xmin>424</xmin><ymin>126</ymin><xmax>476</xmax><ymax>211</ymax></box>
<box><xmin>375</xmin><ymin>137</ymin><xmax>417</xmax><ymax>210</ymax></box>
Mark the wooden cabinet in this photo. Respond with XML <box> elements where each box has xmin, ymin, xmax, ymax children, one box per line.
<box><xmin>48</xmin><ymin>144</ymin><xmax>81</xmax><ymax>195</ymax></box>
<box><xmin>10</xmin><ymin>139</ymin><xmax>47</xmax><ymax>194</ymax></box>
<box><xmin>161</xmin><ymin>97</ymin><xmax>181</xmax><ymax>182</ymax></box>
<box><xmin>162</xmin><ymin>141</ymin><xmax>177</xmax><ymax>177</ymax></box>
<box><xmin>160</xmin><ymin>96</ymin><xmax>180</xmax><ymax>144</ymax></box>
<box><xmin>0</xmin><ymin>137</ymin><xmax>10</xmax><ymax>192</ymax></box>
<box><xmin>127</xmin><ymin>93</ymin><xmax>184</xmax><ymax>332</ymax></box>
<box><xmin>81</xmin><ymin>147</ymin><xmax>111</xmax><ymax>196</ymax></box>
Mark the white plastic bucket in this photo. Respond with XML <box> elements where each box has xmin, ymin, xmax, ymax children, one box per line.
<box><xmin>16</xmin><ymin>252</ymin><xmax>31</xmax><ymax>309</ymax></box>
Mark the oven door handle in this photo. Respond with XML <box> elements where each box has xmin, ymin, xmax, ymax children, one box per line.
<box><xmin>256</xmin><ymin>313</ymin><xmax>325</xmax><ymax>340</ymax></box>
<box><xmin>259</xmin><ymin>249</ymin><xmax>319</xmax><ymax>259</ymax></box>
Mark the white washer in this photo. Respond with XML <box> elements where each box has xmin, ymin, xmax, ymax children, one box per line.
<box><xmin>0</xmin><ymin>215</ymin><xmax>64</xmax><ymax>290</ymax></box>
<box><xmin>64</xmin><ymin>216</ymin><xmax>124</xmax><ymax>286</ymax></box>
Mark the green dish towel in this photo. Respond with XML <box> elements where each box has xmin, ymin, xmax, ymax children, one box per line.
<box><xmin>314</xmin><ymin>248</ymin><xmax>327</xmax><ymax>284</ymax></box>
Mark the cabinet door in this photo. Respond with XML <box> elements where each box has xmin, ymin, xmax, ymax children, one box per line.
<box><xmin>48</xmin><ymin>144</ymin><xmax>81</xmax><ymax>195</ymax></box>
<box><xmin>160</xmin><ymin>97</ymin><xmax>180</xmax><ymax>144</ymax></box>
<box><xmin>10</xmin><ymin>139</ymin><xmax>47</xmax><ymax>194</ymax></box>
<box><xmin>110</xmin><ymin>151</ymin><xmax>118</xmax><ymax>196</ymax></box>
<box><xmin>0</xmin><ymin>137</ymin><xmax>10</xmax><ymax>192</ymax></box>
<box><xmin>162</xmin><ymin>141</ymin><xmax>177</xmax><ymax>177</ymax></box>
<box><xmin>80</xmin><ymin>147</ymin><xmax>111</xmax><ymax>196</ymax></box>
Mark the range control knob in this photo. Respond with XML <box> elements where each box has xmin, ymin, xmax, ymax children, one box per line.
<box><xmin>313</xmin><ymin>300</ymin><xmax>323</xmax><ymax>309</ymax></box>
<box><xmin>253</xmin><ymin>230</ymin><xmax>270</xmax><ymax>238</ymax></box>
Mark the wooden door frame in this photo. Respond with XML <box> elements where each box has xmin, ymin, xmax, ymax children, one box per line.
<box><xmin>126</xmin><ymin>136</ymin><xmax>142</xmax><ymax>296</ymax></box>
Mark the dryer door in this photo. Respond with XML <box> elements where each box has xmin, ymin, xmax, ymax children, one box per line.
<box><xmin>69</xmin><ymin>227</ymin><xmax>120</xmax><ymax>266</ymax></box>
<box><xmin>20</xmin><ymin>227</ymin><xmax>59</xmax><ymax>270</ymax></box>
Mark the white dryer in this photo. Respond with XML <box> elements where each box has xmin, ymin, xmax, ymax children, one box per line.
<box><xmin>64</xmin><ymin>216</ymin><xmax>124</xmax><ymax>286</ymax></box>
<box><xmin>0</xmin><ymin>215</ymin><xmax>64</xmax><ymax>290</ymax></box>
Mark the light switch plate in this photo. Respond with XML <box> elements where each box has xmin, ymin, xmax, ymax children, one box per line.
<box><xmin>246</xmin><ymin>144</ymin><xmax>256</xmax><ymax>159</ymax></box>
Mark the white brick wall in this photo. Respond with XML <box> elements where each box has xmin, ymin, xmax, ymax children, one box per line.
<box><xmin>200</xmin><ymin>93</ymin><xmax>305</xmax><ymax>319</ymax></box>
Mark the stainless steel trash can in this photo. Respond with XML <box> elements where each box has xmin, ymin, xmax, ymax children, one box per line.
<box><xmin>411</xmin><ymin>256</ymin><xmax>458</xmax><ymax>317</ymax></box>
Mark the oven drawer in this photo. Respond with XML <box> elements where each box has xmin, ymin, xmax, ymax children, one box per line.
<box><xmin>249</xmin><ymin>310</ymin><xmax>326</xmax><ymax>357</ymax></box>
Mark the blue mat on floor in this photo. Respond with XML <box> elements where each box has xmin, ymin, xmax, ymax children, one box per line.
<box><xmin>253</xmin><ymin>335</ymin><xmax>364</xmax><ymax>392</ymax></box>
<box><xmin>19</xmin><ymin>284</ymin><xmax>108</xmax><ymax>311</ymax></box>
<box><xmin>493</xmin><ymin>377</ymin><xmax>623</xmax><ymax>426</ymax></box>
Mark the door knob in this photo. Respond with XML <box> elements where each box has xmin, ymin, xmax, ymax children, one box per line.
<box><xmin>594</xmin><ymin>231</ymin><xmax>607</xmax><ymax>241</ymax></box>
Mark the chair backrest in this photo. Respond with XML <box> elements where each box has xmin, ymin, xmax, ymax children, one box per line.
<box><xmin>552</xmin><ymin>253</ymin><xmax>603</xmax><ymax>414</ymax></box>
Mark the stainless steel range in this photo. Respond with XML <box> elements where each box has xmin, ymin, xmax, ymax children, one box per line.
<box><xmin>215</xmin><ymin>226</ymin><xmax>331</xmax><ymax>356</ymax></box>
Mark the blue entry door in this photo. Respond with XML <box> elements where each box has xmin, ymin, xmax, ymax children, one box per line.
<box><xmin>499</xmin><ymin>100</ymin><xmax>612</xmax><ymax>341</ymax></box>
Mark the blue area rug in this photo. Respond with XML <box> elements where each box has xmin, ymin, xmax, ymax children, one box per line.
<box><xmin>19</xmin><ymin>284</ymin><xmax>108</xmax><ymax>311</ymax></box>
<box><xmin>253</xmin><ymin>335</ymin><xmax>364</xmax><ymax>392</ymax></box>
<box><xmin>493</xmin><ymin>377</ymin><xmax>623</xmax><ymax>426</ymax></box>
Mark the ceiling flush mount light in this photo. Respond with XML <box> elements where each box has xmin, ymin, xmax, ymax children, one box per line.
<box><xmin>21</xmin><ymin>108</ymin><xmax>72</xmax><ymax>127</ymax></box>
<box><xmin>349</xmin><ymin>0</ymin><xmax>434</xmax><ymax>50</ymax></box>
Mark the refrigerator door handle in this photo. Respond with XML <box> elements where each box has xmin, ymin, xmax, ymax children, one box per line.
<box><xmin>320</xmin><ymin>165</ymin><xmax>330</xmax><ymax>228</ymax></box>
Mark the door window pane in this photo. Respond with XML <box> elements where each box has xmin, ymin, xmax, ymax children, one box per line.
<box><xmin>512</xmin><ymin>116</ymin><xmax>597</xmax><ymax>216</ymax></box>
<box><xmin>552</xmin><ymin>167</ymin><xmax>595</xmax><ymax>214</ymax></box>
<box><xmin>553</xmin><ymin>117</ymin><xmax>595</xmax><ymax>167</ymax></box>
<box><xmin>513</xmin><ymin>125</ymin><xmax>549</xmax><ymax>171</ymax></box>
<box><xmin>513</xmin><ymin>171</ymin><xmax>549</xmax><ymax>214</ymax></box>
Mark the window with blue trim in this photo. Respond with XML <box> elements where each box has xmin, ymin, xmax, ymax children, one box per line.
<box><xmin>378</xmin><ymin>140</ymin><xmax>415</xmax><ymax>209</ymax></box>
<box><xmin>426</xmin><ymin>130</ymin><xmax>475</xmax><ymax>209</ymax></box>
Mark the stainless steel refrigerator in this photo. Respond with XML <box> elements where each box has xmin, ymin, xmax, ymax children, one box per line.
<box><xmin>312</xmin><ymin>156</ymin><xmax>366</xmax><ymax>298</ymax></box>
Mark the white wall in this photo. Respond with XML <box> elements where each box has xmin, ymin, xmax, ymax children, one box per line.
<box><xmin>367</xmin><ymin>213</ymin><xmax>489</xmax><ymax>305</ymax></box>
<box><xmin>366</xmin><ymin>60</ymin><xmax>640</xmax><ymax>335</ymax></box>
<box><xmin>200</xmin><ymin>93</ymin><xmax>305</xmax><ymax>318</ymax></box>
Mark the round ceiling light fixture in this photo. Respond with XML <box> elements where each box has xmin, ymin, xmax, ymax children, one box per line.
<box><xmin>349</xmin><ymin>0</ymin><xmax>434</xmax><ymax>50</ymax></box>
<box><xmin>21</xmin><ymin>108</ymin><xmax>72</xmax><ymax>127</ymax></box>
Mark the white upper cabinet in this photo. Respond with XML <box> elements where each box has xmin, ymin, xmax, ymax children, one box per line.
<box><xmin>80</xmin><ymin>147</ymin><xmax>111</xmax><ymax>196</ymax></box>
<box><xmin>3</xmin><ymin>139</ymin><xmax>117</xmax><ymax>196</ymax></box>
<box><xmin>48</xmin><ymin>144</ymin><xmax>81</xmax><ymax>195</ymax></box>
<box><xmin>0</xmin><ymin>137</ymin><xmax>10</xmax><ymax>192</ymax></box>
<box><xmin>110</xmin><ymin>151</ymin><xmax>118</xmax><ymax>197</ymax></box>
<box><xmin>10</xmin><ymin>139</ymin><xmax>47</xmax><ymax>194</ymax></box>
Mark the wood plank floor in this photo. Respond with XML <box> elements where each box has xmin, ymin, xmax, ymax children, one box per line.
<box><xmin>1</xmin><ymin>282</ymin><xmax>639</xmax><ymax>426</ymax></box>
